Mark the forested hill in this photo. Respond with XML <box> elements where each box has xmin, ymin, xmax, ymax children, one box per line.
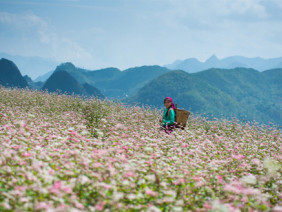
<box><xmin>127</xmin><ymin>67</ymin><xmax>282</xmax><ymax>127</ymax></box>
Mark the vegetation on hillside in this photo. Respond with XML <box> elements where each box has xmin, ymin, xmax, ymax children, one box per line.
<box><xmin>128</xmin><ymin>68</ymin><xmax>281</xmax><ymax>128</ymax></box>
<box><xmin>0</xmin><ymin>87</ymin><xmax>281</xmax><ymax>211</ymax></box>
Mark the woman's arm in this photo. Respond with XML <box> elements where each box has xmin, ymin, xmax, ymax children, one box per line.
<box><xmin>168</xmin><ymin>109</ymin><xmax>175</xmax><ymax>125</ymax></box>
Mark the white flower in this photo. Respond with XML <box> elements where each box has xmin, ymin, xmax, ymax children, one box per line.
<box><xmin>273</xmin><ymin>206</ymin><xmax>282</xmax><ymax>212</ymax></box>
<box><xmin>212</xmin><ymin>200</ymin><xmax>230</xmax><ymax>212</ymax></box>
<box><xmin>171</xmin><ymin>206</ymin><xmax>183</xmax><ymax>212</ymax></box>
<box><xmin>240</xmin><ymin>174</ymin><xmax>256</xmax><ymax>185</ymax></box>
<box><xmin>145</xmin><ymin>174</ymin><xmax>155</xmax><ymax>182</ymax></box>
<box><xmin>144</xmin><ymin>147</ymin><xmax>153</xmax><ymax>152</ymax></box>
<box><xmin>78</xmin><ymin>175</ymin><xmax>90</xmax><ymax>185</ymax></box>
<box><xmin>113</xmin><ymin>192</ymin><xmax>124</xmax><ymax>201</ymax></box>
<box><xmin>137</xmin><ymin>179</ymin><xmax>146</xmax><ymax>185</ymax></box>
<box><xmin>122</xmin><ymin>180</ymin><xmax>130</xmax><ymax>186</ymax></box>
<box><xmin>146</xmin><ymin>205</ymin><xmax>162</xmax><ymax>212</ymax></box>
<box><xmin>127</xmin><ymin>193</ymin><xmax>136</xmax><ymax>200</ymax></box>
<box><xmin>263</xmin><ymin>157</ymin><xmax>281</xmax><ymax>175</ymax></box>
<box><xmin>81</xmin><ymin>130</ymin><xmax>89</xmax><ymax>136</ymax></box>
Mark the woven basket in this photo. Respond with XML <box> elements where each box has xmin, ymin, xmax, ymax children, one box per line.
<box><xmin>175</xmin><ymin>104</ymin><xmax>190</xmax><ymax>128</ymax></box>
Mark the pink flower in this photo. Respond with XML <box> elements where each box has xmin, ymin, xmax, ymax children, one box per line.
<box><xmin>75</xmin><ymin>202</ymin><xmax>84</xmax><ymax>209</ymax></box>
<box><xmin>124</xmin><ymin>171</ymin><xmax>135</xmax><ymax>178</ymax></box>
<box><xmin>122</xmin><ymin>146</ymin><xmax>129</xmax><ymax>151</ymax></box>
<box><xmin>93</xmin><ymin>162</ymin><xmax>102</xmax><ymax>168</ymax></box>
<box><xmin>115</xmin><ymin>123</ymin><xmax>125</xmax><ymax>130</ymax></box>
<box><xmin>173</xmin><ymin>178</ymin><xmax>185</xmax><ymax>185</ymax></box>
<box><xmin>22</xmin><ymin>152</ymin><xmax>32</xmax><ymax>157</ymax></box>
<box><xmin>145</xmin><ymin>189</ymin><xmax>158</xmax><ymax>196</ymax></box>
<box><xmin>62</xmin><ymin>186</ymin><xmax>72</xmax><ymax>194</ymax></box>
<box><xmin>203</xmin><ymin>202</ymin><xmax>212</xmax><ymax>209</ymax></box>
<box><xmin>95</xmin><ymin>202</ymin><xmax>105</xmax><ymax>211</ymax></box>
<box><xmin>273</xmin><ymin>206</ymin><xmax>282</xmax><ymax>212</ymax></box>
<box><xmin>35</xmin><ymin>202</ymin><xmax>49</xmax><ymax>210</ymax></box>
<box><xmin>232</xmin><ymin>154</ymin><xmax>245</xmax><ymax>160</ymax></box>
<box><xmin>53</xmin><ymin>181</ymin><xmax>61</xmax><ymax>189</ymax></box>
<box><xmin>14</xmin><ymin>186</ymin><xmax>26</xmax><ymax>191</ymax></box>
<box><xmin>12</xmin><ymin>145</ymin><xmax>22</xmax><ymax>150</ymax></box>
<box><xmin>70</xmin><ymin>130</ymin><xmax>77</xmax><ymax>135</ymax></box>
<box><xmin>216</xmin><ymin>175</ymin><xmax>223</xmax><ymax>183</ymax></box>
<box><xmin>56</xmin><ymin>203</ymin><xmax>68</xmax><ymax>211</ymax></box>
<box><xmin>182</xmin><ymin>143</ymin><xmax>189</xmax><ymax>148</ymax></box>
<box><xmin>49</xmin><ymin>169</ymin><xmax>55</xmax><ymax>175</ymax></box>
<box><xmin>251</xmin><ymin>158</ymin><xmax>260</xmax><ymax>165</ymax></box>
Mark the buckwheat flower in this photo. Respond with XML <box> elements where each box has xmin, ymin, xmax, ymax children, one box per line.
<box><xmin>122</xmin><ymin>146</ymin><xmax>129</xmax><ymax>151</ymax></box>
<box><xmin>56</xmin><ymin>203</ymin><xmax>68</xmax><ymax>211</ymax></box>
<box><xmin>164</xmin><ymin>190</ymin><xmax>177</xmax><ymax>198</ymax></box>
<box><xmin>240</xmin><ymin>174</ymin><xmax>256</xmax><ymax>185</ymax></box>
<box><xmin>217</xmin><ymin>175</ymin><xmax>224</xmax><ymax>183</ymax></box>
<box><xmin>113</xmin><ymin>192</ymin><xmax>124</xmax><ymax>201</ymax></box>
<box><xmin>35</xmin><ymin>202</ymin><xmax>49</xmax><ymax>210</ymax></box>
<box><xmin>147</xmin><ymin>205</ymin><xmax>162</xmax><ymax>212</ymax></box>
<box><xmin>171</xmin><ymin>206</ymin><xmax>183</xmax><ymax>212</ymax></box>
<box><xmin>145</xmin><ymin>189</ymin><xmax>158</xmax><ymax>197</ymax></box>
<box><xmin>273</xmin><ymin>206</ymin><xmax>282</xmax><ymax>212</ymax></box>
<box><xmin>232</xmin><ymin>154</ymin><xmax>245</xmax><ymax>160</ymax></box>
<box><xmin>122</xmin><ymin>180</ymin><xmax>130</xmax><ymax>186</ymax></box>
<box><xmin>145</xmin><ymin>174</ymin><xmax>155</xmax><ymax>182</ymax></box>
<box><xmin>78</xmin><ymin>175</ymin><xmax>90</xmax><ymax>185</ymax></box>
<box><xmin>137</xmin><ymin>178</ymin><xmax>146</xmax><ymax>185</ymax></box>
<box><xmin>22</xmin><ymin>152</ymin><xmax>32</xmax><ymax>157</ymax></box>
<box><xmin>242</xmin><ymin>188</ymin><xmax>260</xmax><ymax>195</ymax></box>
<box><xmin>127</xmin><ymin>193</ymin><xmax>137</xmax><ymax>200</ymax></box>
<box><xmin>124</xmin><ymin>171</ymin><xmax>136</xmax><ymax>178</ymax></box>
<box><xmin>212</xmin><ymin>199</ymin><xmax>229</xmax><ymax>212</ymax></box>
<box><xmin>115</xmin><ymin>123</ymin><xmax>125</xmax><ymax>130</ymax></box>
<box><xmin>80</xmin><ymin>130</ymin><xmax>89</xmax><ymax>136</ymax></box>
<box><xmin>62</xmin><ymin>186</ymin><xmax>72</xmax><ymax>194</ymax></box>
<box><xmin>251</xmin><ymin>158</ymin><xmax>260</xmax><ymax>165</ymax></box>
<box><xmin>162</xmin><ymin>197</ymin><xmax>175</xmax><ymax>203</ymax></box>
<box><xmin>263</xmin><ymin>157</ymin><xmax>281</xmax><ymax>175</ymax></box>
<box><xmin>75</xmin><ymin>202</ymin><xmax>84</xmax><ymax>209</ymax></box>
<box><xmin>94</xmin><ymin>201</ymin><xmax>104</xmax><ymax>211</ymax></box>
<box><xmin>2</xmin><ymin>201</ymin><xmax>11</xmax><ymax>210</ymax></box>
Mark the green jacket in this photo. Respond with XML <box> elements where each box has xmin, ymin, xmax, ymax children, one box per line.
<box><xmin>161</xmin><ymin>108</ymin><xmax>175</xmax><ymax>126</ymax></box>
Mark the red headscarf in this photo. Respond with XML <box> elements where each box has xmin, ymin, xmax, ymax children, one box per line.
<box><xmin>164</xmin><ymin>97</ymin><xmax>175</xmax><ymax>110</ymax></box>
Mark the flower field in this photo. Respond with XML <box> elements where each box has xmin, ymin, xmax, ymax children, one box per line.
<box><xmin>0</xmin><ymin>87</ymin><xmax>281</xmax><ymax>212</ymax></box>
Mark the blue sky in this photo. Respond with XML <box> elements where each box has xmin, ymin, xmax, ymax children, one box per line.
<box><xmin>0</xmin><ymin>0</ymin><xmax>282</xmax><ymax>70</ymax></box>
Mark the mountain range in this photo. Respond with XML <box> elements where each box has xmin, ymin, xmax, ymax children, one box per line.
<box><xmin>0</xmin><ymin>58</ymin><xmax>104</xmax><ymax>99</ymax></box>
<box><xmin>41</xmin><ymin>70</ymin><xmax>104</xmax><ymax>99</ymax></box>
<box><xmin>0</xmin><ymin>57</ymin><xmax>281</xmax><ymax>127</ymax></box>
<box><xmin>128</xmin><ymin>67</ymin><xmax>282</xmax><ymax>127</ymax></box>
<box><xmin>166</xmin><ymin>55</ymin><xmax>282</xmax><ymax>73</ymax></box>
<box><xmin>0</xmin><ymin>52</ymin><xmax>58</xmax><ymax>80</ymax></box>
<box><xmin>37</xmin><ymin>62</ymin><xmax>172</xmax><ymax>99</ymax></box>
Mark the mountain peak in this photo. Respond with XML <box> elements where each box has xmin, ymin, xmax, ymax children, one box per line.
<box><xmin>56</xmin><ymin>62</ymin><xmax>76</xmax><ymax>71</ymax></box>
<box><xmin>206</xmin><ymin>54</ymin><xmax>219</xmax><ymax>63</ymax></box>
<box><xmin>0</xmin><ymin>58</ymin><xmax>29</xmax><ymax>88</ymax></box>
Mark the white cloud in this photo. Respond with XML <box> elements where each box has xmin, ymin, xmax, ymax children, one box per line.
<box><xmin>0</xmin><ymin>11</ymin><xmax>94</xmax><ymax>66</ymax></box>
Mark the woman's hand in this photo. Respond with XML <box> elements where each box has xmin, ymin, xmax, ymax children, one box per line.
<box><xmin>159</xmin><ymin>118</ymin><xmax>163</xmax><ymax>123</ymax></box>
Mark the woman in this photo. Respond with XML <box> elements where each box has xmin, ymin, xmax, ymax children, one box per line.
<box><xmin>159</xmin><ymin>97</ymin><xmax>176</xmax><ymax>134</ymax></box>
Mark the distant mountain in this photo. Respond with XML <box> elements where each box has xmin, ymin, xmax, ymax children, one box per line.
<box><xmin>0</xmin><ymin>58</ymin><xmax>29</xmax><ymax>89</ymax></box>
<box><xmin>0</xmin><ymin>52</ymin><xmax>58</xmax><ymax>80</ymax></box>
<box><xmin>23</xmin><ymin>75</ymin><xmax>44</xmax><ymax>90</ymax></box>
<box><xmin>127</xmin><ymin>68</ymin><xmax>282</xmax><ymax>127</ymax></box>
<box><xmin>41</xmin><ymin>70</ymin><xmax>104</xmax><ymax>99</ymax></box>
<box><xmin>38</xmin><ymin>63</ymin><xmax>172</xmax><ymax>99</ymax></box>
<box><xmin>99</xmin><ymin>65</ymin><xmax>172</xmax><ymax>98</ymax></box>
<box><xmin>166</xmin><ymin>55</ymin><xmax>282</xmax><ymax>73</ymax></box>
<box><xmin>34</xmin><ymin>70</ymin><xmax>54</xmax><ymax>82</ymax></box>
